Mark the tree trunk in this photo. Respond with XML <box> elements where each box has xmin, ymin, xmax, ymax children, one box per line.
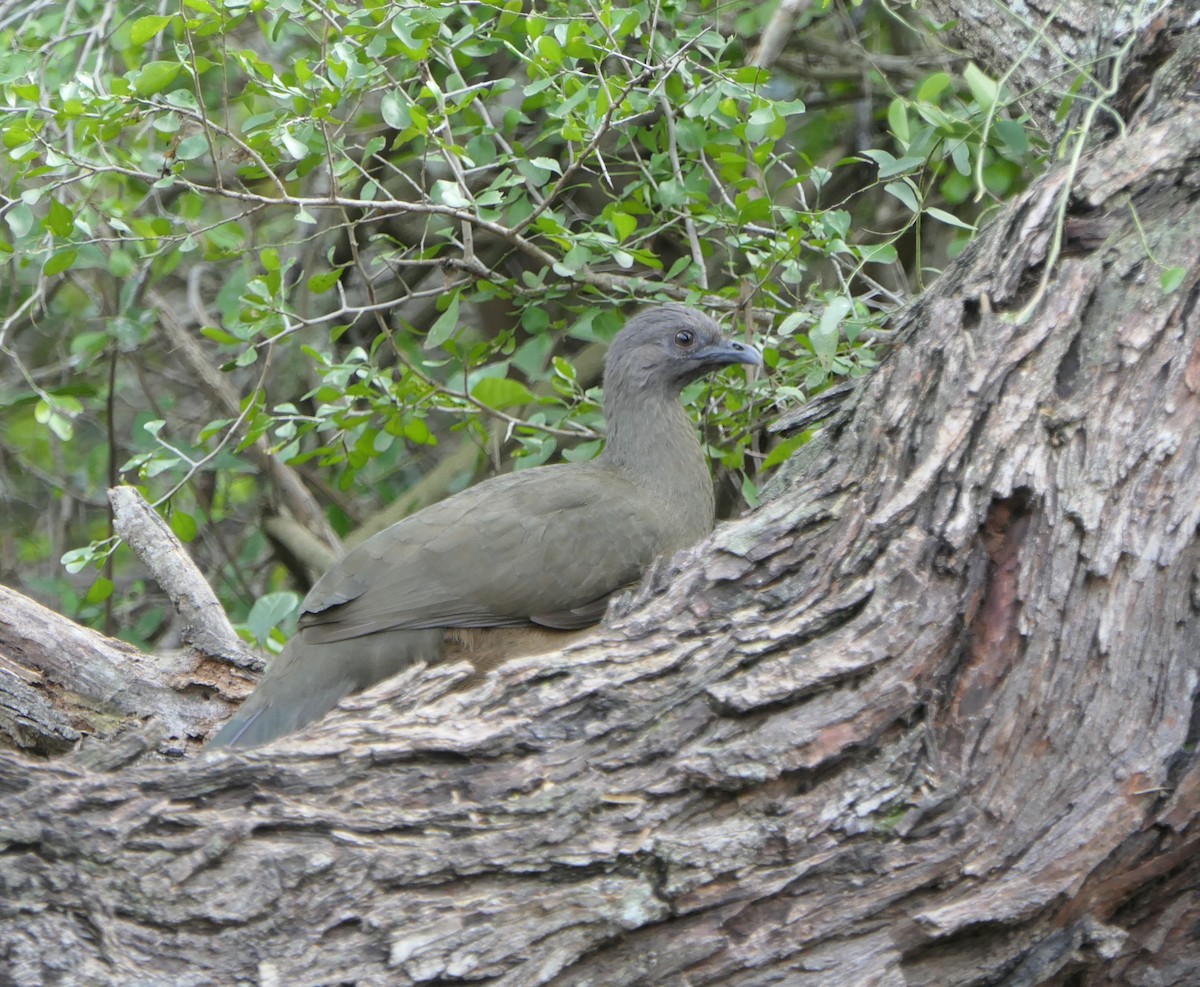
<box><xmin>4</xmin><ymin>7</ymin><xmax>1200</xmax><ymax>987</ymax></box>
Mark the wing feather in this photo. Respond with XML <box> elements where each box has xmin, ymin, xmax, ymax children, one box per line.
<box><xmin>298</xmin><ymin>464</ymin><xmax>667</xmax><ymax>644</ymax></box>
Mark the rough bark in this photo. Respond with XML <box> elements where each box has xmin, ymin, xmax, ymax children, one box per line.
<box><xmin>0</xmin><ymin>584</ymin><xmax>237</xmax><ymax>757</ymax></box>
<box><xmin>922</xmin><ymin>0</ymin><xmax>1176</xmax><ymax>142</ymax></box>
<box><xmin>3</xmin><ymin>8</ymin><xmax>1200</xmax><ymax>987</ymax></box>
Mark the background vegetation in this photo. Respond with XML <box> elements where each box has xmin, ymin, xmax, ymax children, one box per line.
<box><xmin>0</xmin><ymin>0</ymin><xmax>1041</xmax><ymax>651</ymax></box>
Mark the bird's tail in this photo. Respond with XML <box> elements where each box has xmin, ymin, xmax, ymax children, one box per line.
<box><xmin>207</xmin><ymin>627</ymin><xmax>442</xmax><ymax>748</ymax></box>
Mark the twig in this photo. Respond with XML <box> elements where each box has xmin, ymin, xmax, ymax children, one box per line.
<box><xmin>109</xmin><ymin>485</ymin><xmax>260</xmax><ymax>669</ymax></box>
<box><xmin>1014</xmin><ymin>30</ymin><xmax>1138</xmax><ymax>324</ymax></box>
<box><xmin>659</xmin><ymin>93</ymin><xmax>707</xmax><ymax>288</ymax></box>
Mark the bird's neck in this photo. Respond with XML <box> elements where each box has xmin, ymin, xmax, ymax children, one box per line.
<box><xmin>599</xmin><ymin>388</ymin><xmax>716</xmax><ymax>536</ymax></box>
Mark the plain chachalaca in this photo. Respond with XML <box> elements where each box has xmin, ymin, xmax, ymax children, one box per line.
<box><xmin>209</xmin><ymin>304</ymin><xmax>761</xmax><ymax>748</ymax></box>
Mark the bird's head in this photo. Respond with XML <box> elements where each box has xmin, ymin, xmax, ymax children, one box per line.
<box><xmin>603</xmin><ymin>303</ymin><xmax>763</xmax><ymax>398</ymax></box>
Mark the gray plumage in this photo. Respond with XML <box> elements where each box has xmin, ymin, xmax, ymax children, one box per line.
<box><xmin>209</xmin><ymin>304</ymin><xmax>761</xmax><ymax>748</ymax></box>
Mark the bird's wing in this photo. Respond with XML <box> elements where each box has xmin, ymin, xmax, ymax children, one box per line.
<box><xmin>297</xmin><ymin>464</ymin><xmax>668</xmax><ymax>644</ymax></box>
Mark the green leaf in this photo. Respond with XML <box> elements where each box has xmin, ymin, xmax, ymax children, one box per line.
<box><xmin>963</xmin><ymin>62</ymin><xmax>998</xmax><ymax>111</ymax></box>
<box><xmin>35</xmin><ymin>402</ymin><xmax>75</xmax><ymax>440</ymax></box>
<box><xmin>859</xmin><ymin>242</ymin><xmax>898</xmax><ymax>265</ymax></box>
<box><xmin>201</xmin><ymin>326</ymin><xmax>241</xmax><ymax>345</ymax></box>
<box><xmin>517</xmin><ymin>158</ymin><xmax>555</xmax><ymax>186</ymax></box>
<box><xmin>381</xmin><ymin>91</ymin><xmax>410</xmax><ymax>129</ymax></box>
<box><xmin>884</xmin><ymin>180</ymin><xmax>920</xmax><ymax>213</ymax></box>
<box><xmin>246</xmin><ymin>591</ymin><xmax>300</xmax><ymax>646</ymax></box>
<box><xmin>44</xmin><ymin>249</ymin><xmax>78</xmax><ymax>276</ymax></box>
<box><xmin>109</xmin><ymin>249</ymin><xmax>135</xmax><ymax>277</ymax></box>
<box><xmin>307</xmin><ymin>269</ymin><xmax>343</xmax><ymax>294</ymax></box>
<box><xmin>950</xmin><ymin>141</ymin><xmax>972</xmax><ymax>176</ymax></box>
<box><xmin>993</xmin><ymin>119</ymin><xmax>1028</xmax><ymax>156</ymax></box>
<box><xmin>62</xmin><ymin>547</ymin><xmax>96</xmax><ymax>574</ymax></box>
<box><xmin>130</xmin><ymin>15</ymin><xmax>172</xmax><ymax>45</ymax></box>
<box><xmin>877</xmin><ymin>155</ymin><xmax>924</xmax><ymax>179</ymax></box>
<box><xmin>537</xmin><ymin>35</ymin><xmax>563</xmax><ymax>64</ymax></box>
<box><xmin>777</xmin><ymin>312</ymin><xmax>807</xmax><ymax>336</ymax></box>
<box><xmin>176</xmin><ymin>134</ymin><xmax>208</xmax><ymax>160</ymax></box>
<box><xmin>810</xmin><ymin>296</ymin><xmax>851</xmax><ymax>367</ymax></box>
<box><xmin>740</xmin><ymin>472</ymin><xmax>759</xmax><ymax>508</ymax></box>
<box><xmin>5</xmin><ymin>202</ymin><xmax>33</xmax><ymax>238</ymax></box>
<box><xmin>391</xmin><ymin>17</ymin><xmax>430</xmax><ymax>58</ymax></box>
<box><xmin>499</xmin><ymin>0</ymin><xmax>522</xmax><ymax>28</ymax></box>
<box><xmin>403</xmin><ymin>417</ymin><xmax>436</xmax><ymax>445</ymax></box>
<box><xmin>170</xmin><ymin>510</ymin><xmax>198</xmax><ymax>542</ymax></box>
<box><xmin>887</xmin><ymin>99</ymin><xmax>909</xmax><ymax>145</ymax></box>
<box><xmin>610</xmin><ymin>210</ymin><xmax>637</xmax><ymax>241</ymax></box>
<box><xmin>280</xmin><ymin>129</ymin><xmax>308</xmax><ymax>159</ymax></box>
<box><xmin>424</xmin><ymin>293</ymin><xmax>460</xmax><ymax>349</ymax></box>
<box><xmin>562</xmin><ymin>438</ymin><xmax>603</xmax><ymax>462</ymax></box>
<box><xmin>46</xmin><ymin>198</ymin><xmax>73</xmax><ymax>237</ymax></box>
<box><xmin>85</xmin><ymin>577</ymin><xmax>114</xmax><ymax>605</ymax></box>
<box><xmin>71</xmin><ymin>331</ymin><xmax>109</xmax><ymax>358</ymax></box>
<box><xmin>529</xmin><ymin>156</ymin><xmax>561</xmax><ymax>175</ymax></box>
<box><xmin>916</xmin><ymin>72</ymin><xmax>952</xmax><ymax>103</ymax></box>
<box><xmin>982</xmin><ymin>159</ymin><xmax>1018</xmax><ymax>196</ymax></box>
<box><xmin>1160</xmin><ymin>266</ymin><xmax>1186</xmax><ymax>293</ymax></box>
<box><xmin>924</xmin><ymin>207</ymin><xmax>976</xmax><ymax>231</ymax></box>
<box><xmin>553</xmin><ymin>244</ymin><xmax>593</xmax><ymax>277</ymax></box>
<box><xmin>472</xmin><ymin>376</ymin><xmax>535</xmax><ymax>409</ymax></box>
<box><xmin>133</xmin><ymin>61</ymin><xmax>182</xmax><ymax>96</ymax></box>
<box><xmin>859</xmin><ymin>148</ymin><xmax>895</xmax><ymax>170</ymax></box>
<box><xmin>432</xmin><ymin>179</ymin><xmax>470</xmax><ymax>208</ymax></box>
<box><xmin>762</xmin><ymin>433</ymin><xmax>806</xmax><ymax>470</ymax></box>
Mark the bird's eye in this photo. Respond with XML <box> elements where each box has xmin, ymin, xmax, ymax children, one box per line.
<box><xmin>674</xmin><ymin>329</ymin><xmax>695</xmax><ymax>347</ymax></box>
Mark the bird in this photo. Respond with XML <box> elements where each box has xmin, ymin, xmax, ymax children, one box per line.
<box><xmin>208</xmin><ymin>304</ymin><xmax>761</xmax><ymax>748</ymax></box>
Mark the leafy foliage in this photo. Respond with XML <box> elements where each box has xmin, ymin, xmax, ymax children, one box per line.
<box><xmin>0</xmin><ymin>0</ymin><xmax>1041</xmax><ymax>644</ymax></box>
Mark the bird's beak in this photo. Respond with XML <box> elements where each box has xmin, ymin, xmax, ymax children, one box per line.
<box><xmin>693</xmin><ymin>338</ymin><xmax>764</xmax><ymax>369</ymax></box>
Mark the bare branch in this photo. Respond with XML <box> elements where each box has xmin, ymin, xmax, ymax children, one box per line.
<box><xmin>108</xmin><ymin>486</ymin><xmax>258</xmax><ymax>669</ymax></box>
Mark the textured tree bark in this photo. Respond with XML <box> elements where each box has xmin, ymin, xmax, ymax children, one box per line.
<box><xmin>922</xmin><ymin>0</ymin><xmax>1179</xmax><ymax>142</ymax></box>
<box><xmin>0</xmin><ymin>584</ymin><xmax>238</xmax><ymax>755</ymax></box>
<box><xmin>3</xmin><ymin>9</ymin><xmax>1200</xmax><ymax>987</ymax></box>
